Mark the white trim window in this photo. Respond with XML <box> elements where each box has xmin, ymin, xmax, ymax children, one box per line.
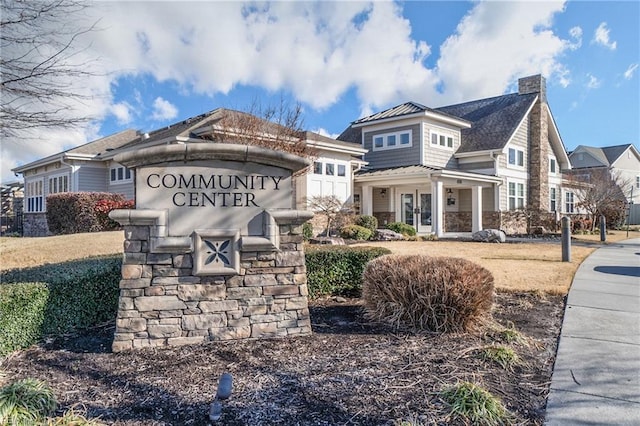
<box><xmin>550</xmin><ymin>186</ymin><xmax>557</xmax><ymax>212</ymax></box>
<box><xmin>110</xmin><ymin>165</ymin><xmax>132</xmax><ymax>183</ymax></box>
<box><xmin>636</xmin><ymin>175</ymin><xmax>639</xmax><ymax>189</ymax></box>
<box><xmin>337</xmin><ymin>164</ymin><xmax>346</xmax><ymax>177</ymax></box>
<box><xmin>372</xmin><ymin>129</ymin><xmax>412</xmax><ymax>151</ymax></box>
<box><xmin>508</xmin><ymin>181</ymin><xmax>525</xmax><ymax>210</ymax></box>
<box><xmin>549</xmin><ymin>157</ymin><xmax>557</xmax><ymax>174</ymax></box>
<box><xmin>508</xmin><ymin>147</ymin><xmax>524</xmax><ymax>167</ymax></box>
<box><xmin>565</xmin><ymin>191</ymin><xmax>575</xmax><ymax>213</ymax></box>
<box><xmin>325</xmin><ymin>163</ymin><xmax>335</xmax><ymax>176</ymax></box>
<box><xmin>26</xmin><ymin>179</ymin><xmax>44</xmax><ymax>213</ymax></box>
<box><xmin>313</xmin><ymin>161</ymin><xmax>323</xmax><ymax>174</ymax></box>
<box><xmin>48</xmin><ymin>173</ymin><xmax>69</xmax><ymax>194</ymax></box>
<box><xmin>430</xmin><ymin>130</ymin><xmax>454</xmax><ymax>149</ymax></box>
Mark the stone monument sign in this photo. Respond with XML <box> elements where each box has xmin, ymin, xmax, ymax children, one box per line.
<box><xmin>109</xmin><ymin>143</ymin><xmax>314</xmax><ymax>352</ymax></box>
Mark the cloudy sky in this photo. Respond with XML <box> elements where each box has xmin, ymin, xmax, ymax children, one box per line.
<box><xmin>1</xmin><ymin>0</ymin><xmax>638</xmax><ymax>182</ymax></box>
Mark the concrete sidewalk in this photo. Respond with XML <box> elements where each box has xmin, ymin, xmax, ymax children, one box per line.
<box><xmin>545</xmin><ymin>238</ymin><xmax>640</xmax><ymax>425</ymax></box>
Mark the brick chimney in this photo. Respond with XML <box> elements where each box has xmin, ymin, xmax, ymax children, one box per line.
<box><xmin>519</xmin><ymin>74</ymin><xmax>549</xmax><ymax>213</ymax></box>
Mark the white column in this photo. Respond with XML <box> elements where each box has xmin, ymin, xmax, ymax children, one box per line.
<box><xmin>361</xmin><ymin>185</ymin><xmax>373</xmax><ymax>216</ymax></box>
<box><xmin>431</xmin><ymin>180</ymin><xmax>444</xmax><ymax>237</ymax></box>
<box><xmin>472</xmin><ymin>185</ymin><xmax>483</xmax><ymax>232</ymax></box>
<box><xmin>389</xmin><ymin>187</ymin><xmax>395</xmax><ymax>213</ymax></box>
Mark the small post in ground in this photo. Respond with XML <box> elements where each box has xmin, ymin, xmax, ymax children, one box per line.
<box><xmin>600</xmin><ymin>215</ymin><xmax>606</xmax><ymax>242</ymax></box>
<box><xmin>562</xmin><ymin>216</ymin><xmax>571</xmax><ymax>262</ymax></box>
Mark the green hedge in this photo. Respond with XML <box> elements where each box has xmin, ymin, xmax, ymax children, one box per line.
<box><xmin>354</xmin><ymin>215</ymin><xmax>378</xmax><ymax>237</ymax></box>
<box><xmin>305</xmin><ymin>246</ymin><xmax>391</xmax><ymax>298</ymax></box>
<box><xmin>340</xmin><ymin>224</ymin><xmax>372</xmax><ymax>241</ymax></box>
<box><xmin>0</xmin><ymin>256</ymin><xmax>122</xmax><ymax>357</ymax></box>
<box><xmin>386</xmin><ymin>221</ymin><xmax>417</xmax><ymax>236</ymax></box>
<box><xmin>0</xmin><ymin>283</ymin><xmax>49</xmax><ymax>358</ymax></box>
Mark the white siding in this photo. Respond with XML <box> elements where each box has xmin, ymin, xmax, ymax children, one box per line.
<box><xmin>305</xmin><ymin>156</ymin><xmax>352</xmax><ymax>203</ymax></box>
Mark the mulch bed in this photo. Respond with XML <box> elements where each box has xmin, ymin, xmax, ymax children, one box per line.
<box><xmin>2</xmin><ymin>292</ymin><xmax>565</xmax><ymax>425</ymax></box>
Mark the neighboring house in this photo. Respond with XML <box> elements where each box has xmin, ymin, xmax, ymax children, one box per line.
<box><xmin>568</xmin><ymin>144</ymin><xmax>640</xmax><ymax>203</ymax></box>
<box><xmin>337</xmin><ymin>75</ymin><xmax>572</xmax><ymax>236</ymax></box>
<box><xmin>568</xmin><ymin>144</ymin><xmax>640</xmax><ymax>224</ymax></box>
<box><xmin>13</xmin><ymin>108</ymin><xmax>366</xmax><ymax>236</ymax></box>
<box><xmin>0</xmin><ymin>181</ymin><xmax>24</xmax><ymax>235</ymax></box>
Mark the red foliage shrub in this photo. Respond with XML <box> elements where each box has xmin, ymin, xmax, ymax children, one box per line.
<box><xmin>94</xmin><ymin>198</ymin><xmax>135</xmax><ymax>230</ymax></box>
<box><xmin>47</xmin><ymin>192</ymin><xmax>133</xmax><ymax>235</ymax></box>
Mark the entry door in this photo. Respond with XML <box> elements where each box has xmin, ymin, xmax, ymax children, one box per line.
<box><xmin>401</xmin><ymin>192</ymin><xmax>432</xmax><ymax>233</ymax></box>
<box><xmin>417</xmin><ymin>193</ymin><xmax>432</xmax><ymax>233</ymax></box>
<box><xmin>401</xmin><ymin>193</ymin><xmax>414</xmax><ymax>226</ymax></box>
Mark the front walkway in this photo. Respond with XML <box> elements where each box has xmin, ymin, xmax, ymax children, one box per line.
<box><xmin>545</xmin><ymin>238</ymin><xmax>640</xmax><ymax>425</ymax></box>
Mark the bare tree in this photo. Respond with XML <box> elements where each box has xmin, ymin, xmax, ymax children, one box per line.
<box><xmin>571</xmin><ymin>168</ymin><xmax>631</xmax><ymax>230</ymax></box>
<box><xmin>204</xmin><ymin>98</ymin><xmax>317</xmax><ymax>163</ymax></box>
<box><xmin>1</xmin><ymin>0</ymin><xmax>98</xmax><ymax>137</ymax></box>
<box><xmin>306</xmin><ymin>195</ymin><xmax>349</xmax><ymax>236</ymax></box>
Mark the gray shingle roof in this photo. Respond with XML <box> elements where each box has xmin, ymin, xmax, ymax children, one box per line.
<box><xmin>570</xmin><ymin>144</ymin><xmax>635</xmax><ymax>168</ymax></box>
<box><xmin>435</xmin><ymin>92</ymin><xmax>538</xmax><ymax>153</ymax></box>
<box><xmin>338</xmin><ymin>92</ymin><xmax>539</xmax><ymax>154</ymax></box>
<box><xmin>602</xmin><ymin>144</ymin><xmax>632</xmax><ymax>164</ymax></box>
<box><xmin>67</xmin><ymin>129</ymin><xmax>139</xmax><ymax>156</ymax></box>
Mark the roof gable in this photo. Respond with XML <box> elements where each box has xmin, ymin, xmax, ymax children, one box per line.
<box><xmin>602</xmin><ymin>144</ymin><xmax>635</xmax><ymax>164</ymax></box>
<box><xmin>570</xmin><ymin>144</ymin><xmax>640</xmax><ymax>169</ymax></box>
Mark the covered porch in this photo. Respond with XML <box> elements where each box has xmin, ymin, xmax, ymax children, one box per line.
<box><xmin>353</xmin><ymin>166</ymin><xmax>503</xmax><ymax>237</ymax></box>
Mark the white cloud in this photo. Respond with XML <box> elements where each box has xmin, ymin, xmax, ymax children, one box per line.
<box><xmin>311</xmin><ymin>127</ymin><xmax>340</xmax><ymax>139</ymax></box>
<box><xmin>151</xmin><ymin>97</ymin><xmax>178</xmax><ymax>121</ymax></box>
<box><xmin>110</xmin><ymin>102</ymin><xmax>133</xmax><ymax>125</ymax></box>
<box><xmin>624</xmin><ymin>63</ymin><xmax>639</xmax><ymax>80</ymax></box>
<box><xmin>435</xmin><ymin>1</ymin><xmax>572</xmax><ymax>104</ymax></box>
<box><xmin>567</xmin><ymin>26</ymin><xmax>582</xmax><ymax>50</ymax></box>
<box><xmin>592</xmin><ymin>22</ymin><xmax>617</xmax><ymax>50</ymax></box>
<box><xmin>2</xmin><ymin>1</ymin><xmax>583</xmax><ymax>181</ymax></box>
<box><xmin>586</xmin><ymin>74</ymin><xmax>601</xmax><ymax>89</ymax></box>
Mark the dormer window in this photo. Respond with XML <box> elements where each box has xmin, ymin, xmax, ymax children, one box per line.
<box><xmin>431</xmin><ymin>131</ymin><xmax>453</xmax><ymax>148</ymax></box>
<box><xmin>372</xmin><ymin>130</ymin><xmax>412</xmax><ymax>151</ymax></box>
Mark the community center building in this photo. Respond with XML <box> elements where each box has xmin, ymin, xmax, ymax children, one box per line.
<box><xmin>15</xmin><ymin>74</ymin><xmax>636</xmax><ymax>237</ymax></box>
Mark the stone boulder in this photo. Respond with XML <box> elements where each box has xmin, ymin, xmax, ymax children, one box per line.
<box><xmin>374</xmin><ymin>229</ymin><xmax>405</xmax><ymax>241</ymax></box>
<box><xmin>471</xmin><ymin>229</ymin><xmax>506</xmax><ymax>243</ymax></box>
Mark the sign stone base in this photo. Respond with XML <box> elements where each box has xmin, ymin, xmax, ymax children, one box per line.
<box><xmin>112</xmin><ymin>221</ymin><xmax>311</xmax><ymax>352</ymax></box>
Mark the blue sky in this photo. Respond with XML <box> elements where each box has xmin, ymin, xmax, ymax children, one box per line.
<box><xmin>2</xmin><ymin>0</ymin><xmax>639</xmax><ymax>182</ymax></box>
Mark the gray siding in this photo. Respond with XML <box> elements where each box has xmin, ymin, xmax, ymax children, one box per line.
<box><xmin>78</xmin><ymin>166</ymin><xmax>108</xmax><ymax>192</ymax></box>
<box><xmin>363</xmin><ymin>124</ymin><xmax>421</xmax><ymax>169</ymax></box>
<box><xmin>458</xmin><ymin>161</ymin><xmax>494</xmax><ymax>171</ymax></box>
<box><xmin>569</xmin><ymin>151</ymin><xmax>605</xmax><ymax>168</ymax></box>
<box><xmin>109</xmin><ymin>181</ymin><xmax>135</xmax><ymax>199</ymax></box>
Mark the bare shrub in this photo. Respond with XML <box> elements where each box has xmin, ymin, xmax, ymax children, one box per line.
<box><xmin>362</xmin><ymin>255</ymin><xmax>494</xmax><ymax>333</ymax></box>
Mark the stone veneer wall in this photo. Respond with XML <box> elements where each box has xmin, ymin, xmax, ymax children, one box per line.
<box><xmin>113</xmin><ymin>222</ymin><xmax>311</xmax><ymax>352</ymax></box>
<box><xmin>519</xmin><ymin>75</ymin><xmax>550</xmax><ymax>214</ymax></box>
<box><xmin>482</xmin><ymin>212</ymin><xmax>502</xmax><ymax>231</ymax></box>
<box><xmin>22</xmin><ymin>213</ymin><xmax>48</xmax><ymax>237</ymax></box>
<box><xmin>444</xmin><ymin>212</ymin><xmax>472</xmax><ymax>232</ymax></box>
